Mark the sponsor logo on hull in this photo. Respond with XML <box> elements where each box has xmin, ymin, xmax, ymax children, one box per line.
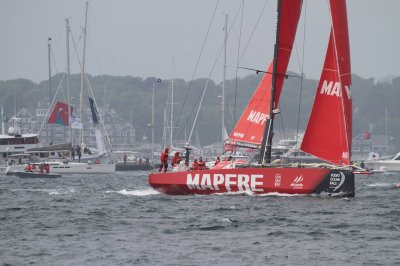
<box><xmin>186</xmin><ymin>173</ymin><xmax>263</xmax><ymax>192</ymax></box>
<box><xmin>329</xmin><ymin>172</ymin><xmax>346</xmax><ymax>191</ymax></box>
<box><xmin>290</xmin><ymin>175</ymin><xmax>304</xmax><ymax>189</ymax></box>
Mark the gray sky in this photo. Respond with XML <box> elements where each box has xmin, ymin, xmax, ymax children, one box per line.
<box><xmin>1</xmin><ymin>0</ymin><xmax>399</xmax><ymax>83</ymax></box>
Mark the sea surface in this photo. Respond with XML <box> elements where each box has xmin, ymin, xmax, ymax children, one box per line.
<box><xmin>1</xmin><ymin>171</ymin><xmax>399</xmax><ymax>265</ymax></box>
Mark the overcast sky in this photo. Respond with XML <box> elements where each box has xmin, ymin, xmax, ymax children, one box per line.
<box><xmin>1</xmin><ymin>0</ymin><xmax>399</xmax><ymax>84</ymax></box>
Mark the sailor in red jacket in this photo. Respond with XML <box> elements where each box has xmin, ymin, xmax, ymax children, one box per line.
<box><xmin>191</xmin><ymin>158</ymin><xmax>199</xmax><ymax>170</ymax></box>
<box><xmin>159</xmin><ymin>148</ymin><xmax>169</xmax><ymax>172</ymax></box>
<box><xmin>171</xmin><ymin>151</ymin><xmax>181</xmax><ymax>168</ymax></box>
<box><xmin>197</xmin><ymin>157</ymin><xmax>206</xmax><ymax>170</ymax></box>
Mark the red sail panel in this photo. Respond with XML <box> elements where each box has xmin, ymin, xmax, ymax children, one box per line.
<box><xmin>47</xmin><ymin>101</ymin><xmax>70</xmax><ymax>126</ymax></box>
<box><xmin>227</xmin><ymin>0</ymin><xmax>303</xmax><ymax>148</ymax></box>
<box><xmin>301</xmin><ymin>0</ymin><xmax>351</xmax><ymax>165</ymax></box>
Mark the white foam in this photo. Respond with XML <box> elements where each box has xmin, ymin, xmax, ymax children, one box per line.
<box><xmin>221</xmin><ymin>218</ymin><xmax>233</xmax><ymax>224</ymax></box>
<box><xmin>367</xmin><ymin>183</ymin><xmax>392</xmax><ymax>188</ymax></box>
<box><xmin>258</xmin><ymin>192</ymin><xmax>301</xmax><ymax>197</ymax></box>
<box><xmin>109</xmin><ymin>188</ymin><xmax>160</xmax><ymax>196</ymax></box>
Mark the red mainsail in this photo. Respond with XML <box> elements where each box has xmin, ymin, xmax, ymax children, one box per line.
<box><xmin>227</xmin><ymin>0</ymin><xmax>303</xmax><ymax>149</ymax></box>
<box><xmin>301</xmin><ymin>0</ymin><xmax>352</xmax><ymax>165</ymax></box>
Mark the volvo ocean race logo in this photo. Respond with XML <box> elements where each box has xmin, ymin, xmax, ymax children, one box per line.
<box><xmin>329</xmin><ymin>172</ymin><xmax>346</xmax><ymax>191</ymax></box>
<box><xmin>290</xmin><ymin>175</ymin><xmax>303</xmax><ymax>189</ymax></box>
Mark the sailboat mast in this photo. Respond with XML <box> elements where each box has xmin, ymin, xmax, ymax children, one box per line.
<box><xmin>151</xmin><ymin>82</ymin><xmax>155</xmax><ymax>159</ymax></box>
<box><xmin>66</xmin><ymin>18</ymin><xmax>71</xmax><ymax>143</ymax></box>
<box><xmin>1</xmin><ymin>106</ymin><xmax>4</xmax><ymax>135</ymax></box>
<box><xmin>222</xmin><ymin>14</ymin><xmax>228</xmax><ymax>151</ymax></box>
<box><xmin>259</xmin><ymin>0</ymin><xmax>282</xmax><ymax>164</ymax></box>
<box><xmin>48</xmin><ymin>37</ymin><xmax>53</xmax><ymax>143</ymax></box>
<box><xmin>79</xmin><ymin>1</ymin><xmax>89</xmax><ymax>146</ymax></box>
<box><xmin>170</xmin><ymin>60</ymin><xmax>174</xmax><ymax>149</ymax></box>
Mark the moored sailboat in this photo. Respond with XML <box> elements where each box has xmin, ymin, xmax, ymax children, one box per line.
<box><xmin>149</xmin><ymin>0</ymin><xmax>355</xmax><ymax>196</ymax></box>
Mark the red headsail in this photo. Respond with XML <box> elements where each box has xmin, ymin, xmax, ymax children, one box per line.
<box><xmin>227</xmin><ymin>0</ymin><xmax>303</xmax><ymax>149</ymax></box>
<box><xmin>301</xmin><ymin>0</ymin><xmax>352</xmax><ymax>165</ymax></box>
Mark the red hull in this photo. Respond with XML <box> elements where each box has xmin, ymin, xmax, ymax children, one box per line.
<box><xmin>149</xmin><ymin>167</ymin><xmax>354</xmax><ymax>197</ymax></box>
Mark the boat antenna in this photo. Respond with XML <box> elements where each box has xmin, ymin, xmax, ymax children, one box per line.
<box><xmin>259</xmin><ymin>0</ymin><xmax>282</xmax><ymax>164</ymax></box>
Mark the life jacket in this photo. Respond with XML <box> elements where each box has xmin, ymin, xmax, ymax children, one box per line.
<box><xmin>197</xmin><ymin>161</ymin><xmax>206</xmax><ymax>170</ymax></box>
<box><xmin>172</xmin><ymin>155</ymin><xmax>181</xmax><ymax>166</ymax></box>
<box><xmin>192</xmin><ymin>162</ymin><xmax>199</xmax><ymax>170</ymax></box>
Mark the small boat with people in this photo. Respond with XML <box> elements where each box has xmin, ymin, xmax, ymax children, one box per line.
<box><xmin>13</xmin><ymin>162</ymin><xmax>61</xmax><ymax>178</ymax></box>
<box><xmin>14</xmin><ymin>171</ymin><xmax>61</xmax><ymax>179</ymax></box>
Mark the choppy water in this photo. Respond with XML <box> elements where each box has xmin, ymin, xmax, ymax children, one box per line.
<box><xmin>1</xmin><ymin>172</ymin><xmax>400</xmax><ymax>265</ymax></box>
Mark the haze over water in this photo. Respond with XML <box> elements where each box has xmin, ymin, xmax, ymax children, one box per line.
<box><xmin>1</xmin><ymin>171</ymin><xmax>399</xmax><ymax>265</ymax></box>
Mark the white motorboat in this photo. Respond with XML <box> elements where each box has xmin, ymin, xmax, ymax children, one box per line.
<box><xmin>0</xmin><ymin>116</ymin><xmax>42</xmax><ymax>175</ymax></box>
<box><xmin>6</xmin><ymin>160</ymin><xmax>115</xmax><ymax>175</ymax></box>
<box><xmin>364</xmin><ymin>152</ymin><xmax>400</xmax><ymax>172</ymax></box>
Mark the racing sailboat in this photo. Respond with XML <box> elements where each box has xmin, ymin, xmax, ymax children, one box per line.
<box><xmin>149</xmin><ymin>0</ymin><xmax>355</xmax><ymax>196</ymax></box>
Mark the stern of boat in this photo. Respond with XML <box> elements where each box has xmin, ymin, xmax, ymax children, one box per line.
<box><xmin>312</xmin><ymin>169</ymin><xmax>355</xmax><ymax>197</ymax></box>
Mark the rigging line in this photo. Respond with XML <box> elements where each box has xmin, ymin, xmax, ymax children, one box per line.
<box><xmin>175</xmin><ymin>0</ymin><xmax>220</xmax><ymax>129</ymax></box>
<box><xmin>290</xmin><ymin>1</ymin><xmax>305</xmax><ymax>77</ymax></box>
<box><xmin>87</xmin><ymin>33</ymin><xmax>105</xmax><ymax>74</ymax></box>
<box><xmin>38</xmin><ymin>73</ymin><xmax>66</xmax><ymax>135</ymax></box>
<box><xmin>49</xmin><ymin>46</ymin><xmax>68</xmax><ymax>101</ymax></box>
<box><xmin>238</xmin><ymin>0</ymin><xmax>270</xmax><ymax>63</ymax></box>
<box><xmin>176</xmin><ymin>1</ymin><xmax>243</xmax><ymax>141</ymax></box>
<box><xmin>237</xmin><ymin>66</ymin><xmax>301</xmax><ymax>78</ymax></box>
<box><xmin>49</xmin><ymin>48</ymin><xmax>60</xmax><ymax>75</ymax></box>
<box><xmin>295</xmin><ymin>0</ymin><xmax>307</xmax><ymax>157</ymax></box>
<box><xmin>234</xmin><ymin>0</ymin><xmax>244</xmax><ymax>128</ymax></box>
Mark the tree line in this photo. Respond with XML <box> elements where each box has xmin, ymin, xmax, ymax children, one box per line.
<box><xmin>0</xmin><ymin>73</ymin><xmax>399</xmax><ymax>149</ymax></box>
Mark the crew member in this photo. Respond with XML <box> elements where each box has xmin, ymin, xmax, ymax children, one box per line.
<box><xmin>39</xmin><ymin>163</ymin><xmax>44</xmax><ymax>174</ymax></box>
<box><xmin>184</xmin><ymin>143</ymin><xmax>192</xmax><ymax>166</ymax></box>
<box><xmin>198</xmin><ymin>157</ymin><xmax>206</xmax><ymax>170</ymax></box>
<box><xmin>192</xmin><ymin>158</ymin><xmax>199</xmax><ymax>170</ymax></box>
<box><xmin>159</xmin><ymin>148</ymin><xmax>169</xmax><ymax>172</ymax></box>
<box><xmin>44</xmin><ymin>164</ymin><xmax>50</xmax><ymax>174</ymax></box>
<box><xmin>214</xmin><ymin>156</ymin><xmax>220</xmax><ymax>166</ymax></box>
<box><xmin>171</xmin><ymin>151</ymin><xmax>182</xmax><ymax>168</ymax></box>
<box><xmin>24</xmin><ymin>163</ymin><xmax>33</xmax><ymax>172</ymax></box>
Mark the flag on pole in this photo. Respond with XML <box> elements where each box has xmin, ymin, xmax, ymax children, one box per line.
<box><xmin>47</xmin><ymin>101</ymin><xmax>70</xmax><ymax>126</ymax></box>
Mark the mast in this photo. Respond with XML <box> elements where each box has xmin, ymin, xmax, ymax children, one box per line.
<box><xmin>66</xmin><ymin>18</ymin><xmax>71</xmax><ymax>143</ymax></box>
<box><xmin>151</xmin><ymin>81</ymin><xmax>155</xmax><ymax>159</ymax></box>
<box><xmin>259</xmin><ymin>0</ymin><xmax>282</xmax><ymax>164</ymax></box>
<box><xmin>1</xmin><ymin>106</ymin><xmax>4</xmax><ymax>135</ymax></box>
<box><xmin>170</xmin><ymin>60</ymin><xmax>175</xmax><ymax>149</ymax></box>
<box><xmin>222</xmin><ymin>14</ymin><xmax>228</xmax><ymax>151</ymax></box>
<box><xmin>79</xmin><ymin>1</ymin><xmax>89</xmax><ymax>146</ymax></box>
<box><xmin>48</xmin><ymin>37</ymin><xmax>53</xmax><ymax>143</ymax></box>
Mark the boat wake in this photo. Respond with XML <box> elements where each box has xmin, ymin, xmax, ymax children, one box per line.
<box><xmin>9</xmin><ymin>188</ymin><xmax>75</xmax><ymax>195</ymax></box>
<box><xmin>107</xmin><ymin>188</ymin><xmax>160</xmax><ymax>196</ymax></box>
<box><xmin>366</xmin><ymin>182</ymin><xmax>395</xmax><ymax>188</ymax></box>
